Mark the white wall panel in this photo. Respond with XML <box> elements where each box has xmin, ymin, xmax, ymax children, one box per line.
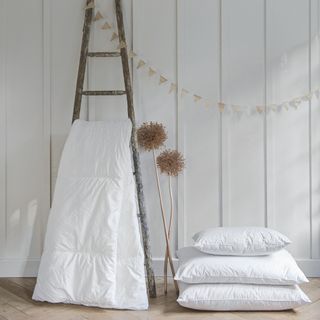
<box><xmin>0</xmin><ymin>0</ymin><xmax>319</xmax><ymax>276</ymax></box>
<box><xmin>0</xmin><ymin>0</ymin><xmax>6</xmax><ymax>255</ymax></box>
<box><xmin>266</xmin><ymin>0</ymin><xmax>310</xmax><ymax>258</ymax></box>
<box><xmin>311</xmin><ymin>0</ymin><xmax>320</xmax><ymax>259</ymax></box>
<box><xmin>90</xmin><ymin>0</ymin><xmax>131</xmax><ymax>121</ymax></box>
<box><xmin>0</xmin><ymin>0</ymin><xmax>50</xmax><ymax>275</ymax></box>
<box><xmin>178</xmin><ymin>0</ymin><xmax>220</xmax><ymax>245</ymax></box>
<box><xmin>133</xmin><ymin>0</ymin><xmax>178</xmax><ymax>257</ymax></box>
<box><xmin>51</xmin><ymin>0</ymin><xmax>87</xmax><ymax>189</ymax></box>
<box><xmin>222</xmin><ymin>0</ymin><xmax>265</xmax><ymax>227</ymax></box>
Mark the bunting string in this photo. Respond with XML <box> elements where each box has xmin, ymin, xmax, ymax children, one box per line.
<box><xmin>87</xmin><ymin>5</ymin><xmax>319</xmax><ymax>115</ymax></box>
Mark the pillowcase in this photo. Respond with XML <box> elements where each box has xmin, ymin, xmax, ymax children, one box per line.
<box><xmin>175</xmin><ymin>247</ymin><xmax>308</xmax><ymax>285</ymax></box>
<box><xmin>177</xmin><ymin>282</ymin><xmax>311</xmax><ymax>311</ymax></box>
<box><xmin>193</xmin><ymin>227</ymin><xmax>291</xmax><ymax>256</ymax></box>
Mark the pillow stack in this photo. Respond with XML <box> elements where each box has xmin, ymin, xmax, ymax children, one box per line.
<box><xmin>175</xmin><ymin>227</ymin><xmax>311</xmax><ymax>311</ymax></box>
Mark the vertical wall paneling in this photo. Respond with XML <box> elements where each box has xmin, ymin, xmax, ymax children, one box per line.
<box><xmin>42</xmin><ymin>0</ymin><xmax>52</xmax><ymax>249</ymax></box>
<box><xmin>263</xmin><ymin>0</ymin><xmax>268</xmax><ymax>227</ymax></box>
<box><xmin>219</xmin><ymin>0</ymin><xmax>225</xmax><ymax>227</ymax></box>
<box><xmin>311</xmin><ymin>0</ymin><xmax>320</xmax><ymax>259</ymax></box>
<box><xmin>0</xmin><ymin>0</ymin><xmax>48</xmax><ymax>275</ymax></box>
<box><xmin>176</xmin><ymin>0</ymin><xmax>186</xmax><ymax>248</ymax></box>
<box><xmin>133</xmin><ymin>0</ymin><xmax>178</xmax><ymax>257</ymax></box>
<box><xmin>179</xmin><ymin>0</ymin><xmax>220</xmax><ymax>245</ymax></box>
<box><xmin>1</xmin><ymin>0</ymin><xmax>320</xmax><ymax>276</ymax></box>
<box><xmin>0</xmin><ymin>0</ymin><xmax>7</xmax><ymax>254</ymax></box>
<box><xmin>309</xmin><ymin>0</ymin><xmax>313</xmax><ymax>258</ymax></box>
<box><xmin>90</xmin><ymin>0</ymin><xmax>130</xmax><ymax>121</ymax></box>
<box><xmin>221</xmin><ymin>0</ymin><xmax>265</xmax><ymax>226</ymax></box>
<box><xmin>266</xmin><ymin>0</ymin><xmax>310</xmax><ymax>258</ymax></box>
<box><xmin>50</xmin><ymin>0</ymin><xmax>87</xmax><ymax>189</ymax></box>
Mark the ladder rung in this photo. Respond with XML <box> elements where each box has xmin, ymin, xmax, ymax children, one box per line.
<box><xmin>87</xmin><ymin>52</ymin><xmax>121</xmax><ymax>57</ymax></box>
<box><xmin>82</xmin><ymin>90</ymin><xmax>126</xmax><ymax>96</ymax></box>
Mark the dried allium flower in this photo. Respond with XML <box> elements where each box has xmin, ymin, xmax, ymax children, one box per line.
<box><xmin>156</xmin><ymin>149</ymin><xmax>185</xmax><ymax>176</ymax></box>
<box><xmin>137</xmin><ymin>122</ymin><xmax>167</xmax><ymax>151</ymax></box>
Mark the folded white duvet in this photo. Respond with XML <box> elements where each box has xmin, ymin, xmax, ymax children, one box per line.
<box><xmin>33</xmin><ymin>120</ymin><xmax>148</xmax><ymax>310</ymax></box>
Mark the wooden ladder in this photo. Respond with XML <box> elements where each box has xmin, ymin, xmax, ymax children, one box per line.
<box><xmin>72</xmin><ymin>0</ymin><xmax>156</xmax><ymax>298</ymax></box>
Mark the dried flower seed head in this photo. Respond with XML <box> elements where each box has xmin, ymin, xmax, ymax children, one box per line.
<box><xmin>156</xmin><ymin>149</ymin><xmax>185</xmax><ymax>176</ymax></box>
<box><xmin>137</xmin><ymin>122</ymin><xmax>167</xmax><ymax>151</ymax></box>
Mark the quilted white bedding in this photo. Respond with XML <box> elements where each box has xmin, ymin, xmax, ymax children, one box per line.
<box><xmin>33</xmin><ymin>120</ymin><xmax>148</xmax><ymax>310</ymax></box>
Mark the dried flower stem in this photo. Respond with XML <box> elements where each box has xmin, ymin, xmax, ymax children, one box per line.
<box><xmin>164</xmin><ymin>175</ymin><xmax>174</xmax><ymax>295</ymax></box>
<box><xmin>152</xmin><ymin>150</ymin><xmax>179</xmax><ymax>295</ymax></box>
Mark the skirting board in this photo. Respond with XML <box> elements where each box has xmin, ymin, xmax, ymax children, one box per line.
<box><xmin>0</xmin><ymin>258</ymin><xmax>319</xmax><ymax>277</ymax></box>
<box><xmin>0</xmin><ymin>258</ymin><xmax>40</xmax><ymax>277</ymax></box>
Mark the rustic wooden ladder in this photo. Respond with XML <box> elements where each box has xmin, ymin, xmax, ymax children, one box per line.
<box><xmin>72</xmin><ymin>0</ymin><xmax>156</xmax><ymax>298</ymax></box>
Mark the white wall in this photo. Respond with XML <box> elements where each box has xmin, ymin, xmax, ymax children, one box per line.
<box><xmin>0</xmin><ymin>0</ymin><xmax>320</xmax><ymax>276</ymax></box>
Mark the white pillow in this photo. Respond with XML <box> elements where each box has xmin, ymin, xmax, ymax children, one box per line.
<box><xmin>177</xmin><ymin>282</ymin><xmax>311</xmax><ymax>311</ymax></box>
<box><xmin>175</xmin><ymin>247</ymin><xmax>308</xmax><ymax>285</ymax></box>
<box><xmin>193</xmin><ymin>227</ymin><xmax>291</xmax><ymax>255</ymax></box>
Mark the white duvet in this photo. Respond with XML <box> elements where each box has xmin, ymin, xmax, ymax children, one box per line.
<box><xmin>33</xmin><ymin>120</ymin><xmax>148</xmax><ymax>310</ymax></box>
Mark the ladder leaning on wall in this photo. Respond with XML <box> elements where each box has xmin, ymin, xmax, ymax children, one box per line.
<box><xmin>72</xmin><ymin>0</ymin><xmax>157</xmax><ymax>298</ymax></box>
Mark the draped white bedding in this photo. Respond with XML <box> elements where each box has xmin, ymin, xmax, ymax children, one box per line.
<box><xmin>33</xmin><ymin>120</ymin><xmax>148</xmax><ymax>310</ymax></box>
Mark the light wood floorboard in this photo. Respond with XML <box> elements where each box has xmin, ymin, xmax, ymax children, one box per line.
<box><xmin>0</xmin><ymin>278</ymin><xmax>318</xmax><ymax>319</ymax></box>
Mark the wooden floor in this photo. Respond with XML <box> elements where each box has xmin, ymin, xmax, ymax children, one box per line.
<box><xmin>0</xmin><ymin>278</ymin><xmax>319</xmax><ymax>320</ymax></box>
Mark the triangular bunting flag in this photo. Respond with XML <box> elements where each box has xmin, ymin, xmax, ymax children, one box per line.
<box><xmin>204</xmin><ymin>100</ymin><xmax>211</xmax><ymax>108</ymax></box>
<box><xmin>289</xmin><ymin>101</ymin><xmax>297</xmax><ymax>109</ymax></box>
<box><xmin>289</xmin><ymin>99</ymin><xmax>301</xmax><ymax>109</ymax></box>
<box><xmin>94</xmin><ymin>11</ymin><xmax>104</xmax><ymax>21</ymax></box>
<box><xmin>231</xmin><ymin>105</ymin><xmax>241</xmax><ymax>113</ymax></box>
<box><xmin>301</xmin><ymin>95</ymin><xmax>310</xmax><ymax>102</ymax></box>
<box><xmin>117</xmin><ymin>41</ymin><xmax>127</xmax><ymax>50</ymax></box>
<box><xmin>101</xmin><ymin>22</ymin><xmax>112</xmax><ymax>30</ymax></box>
<box><xmin>169</xmin><ymin>83</ymin><xmax>177</xmax><ymax>94</ymax></box>
<box><xmin>193</xmin><ymin>95</ymin><xmax>202</xmax><ymax>102</ymax></box>
<box><xmin>256</xmin><ymin>106</ymin><xmax>264</xmax><ymax>114</ymax></box>
<box><xmin>84</xmin><ymin>1</ymin><xmax>95</xmax><ymax>10</ymax></box>
<box><xmin>137</xmin><ymin>60</ymin><xmax>146</xmax><ymax>69</ymax></box>
<box><xmin>270</xmin><ymin>104</ymin><xmax>277</xmax><ymax>112</ymax></box>
<box><xmin>128</xmin><ymin>51</ymin><xmax>137</xmax><ymax>59</ymax></box>
<box><xmin>281</xmin><ymin>102</ymin><xmax>289</xmax><ymax>110</ymax></box>
<box><xmin>218</xmin><ymin>102</ymin><xmax>225</xmax><ymax>112</ymax></box>
<box><xmin>181</xmin><ymin>89</ymin><xmax>189</xmax><ymax>97</ymax></box>
<box><xmin>148</xmin><ymin>68</ymin><xmax>156</xmax><ymax>77</ymax></box>
<box><xmin>159</xmin><ymin>75</ymin><xmax>168</xmax><ymax>85</ymax></box>
<box><xmin>110</xmin><ymin>32</ymin><xmax>118</xmax><ymax>41</ymax></box>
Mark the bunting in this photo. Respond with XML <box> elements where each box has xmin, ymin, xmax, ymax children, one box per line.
<box><xmin>159</xmin><ymin>75</ymin><xmax>168</xmax><ymax>85</ymax></box>
<box><xmin>128</xmin><ymin>51</ymin><xmax>137</xmax><ymax>59</ymax></box>
<box><xmin>101</xmin><ymin>22</ymin><xmax>112</xmax><ymax>30</ymax></box>
<box><xmin>193</xmin><ymin>95</ymin><xmax>202</xmax><ymax>102</ymax></box>
<box><xmin>148</xmin><ymin>67</ymin><xmax>157</xmax><ymax>77</ymax></box>
<box><xmin>181</xmin><ymin>89</ymin><xmax>189</xmax><ymax>98</ymax></box>
<box><xmin>110</xmin><ymin>32</ymin><xmax>118</xmax><ymax>41</ymax></box>
<box><xmin>218</xmin><ymin>102</ymin><xmax>225</xmax><ymax>113</ymax></box>
<box><xmin>204</xmin><ymin>100</ymin><xmax>212</xmax><ymax>108</ymax></box>
<box><xmin>94</xmin><ymin>11</ymin><xmax>104</xmax><ymax>21</ymax></box>
<box><xmin>256</xmin><ymin>106</ymin><xmax>264</xmax><ymax>114</ymax></box>
<box><xmin>84</xmin><ymin>1</ymin><xmax>94</xmax><ymax>10</ymax></box>
<box><xmin>137</xmin><ymin>60</ymin><xmax>146</xmax><ymax>69</ymax></box>
<box><xmin>90</xmin><ymin>7</ymin><xmax>320</xmax><ymax>116</ymax></box>
<box><xmin>169</xmin><ymin>83</ymin><xmax>177</xmax><ymax>94</ymax></box>
<box><xmin>117</xmin><ymin>41</ymin><xmax>126</xmax><ymax>50</ymax></box>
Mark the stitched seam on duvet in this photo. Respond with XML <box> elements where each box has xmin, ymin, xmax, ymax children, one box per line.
<box><xmin>113</xmin><ymin>182</ymin><xmax>126</xmax><ymax>304</ymax></box>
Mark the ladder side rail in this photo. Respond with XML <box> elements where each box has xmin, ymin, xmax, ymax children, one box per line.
<box><xmin>72</xmin><ymin>0</ymin><xmax>94</xmax><ymax>123</ymax></box>
<box><xmin>115</xmin><ymin>0</ymin><xmax>157</xmax><ymax>299</ymax></box>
